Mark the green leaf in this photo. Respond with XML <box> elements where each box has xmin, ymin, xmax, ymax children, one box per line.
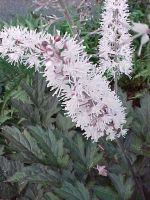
<box><xmin>8</xmin><ymin>164</ymin><xmax>60</xmax><ymax>184</ymax></box>
<box><xmin>130</xmin><ymin>134</ymin><xmax>143</xmax><ymax>155</ymax></box>
<box><xmin>0</xmin><ymin>115</ymin><xmax>11</xmax><ymax>125</ymax></box>
<box><xmin>11</xmin><ymin>88</ymin><xmax>31</xmax><ymax>104</ymax></box>
<box><xmin>1</xmin><ymin>126</ymin><xmax>46</xmax><ymax>163</ymax></box>
<box><xmin>94</xmin><ymin>186</ymin><xmax>119</xmax><ymax>200</ymax></box>
<box><xmin>0</xmin><ymin>156</ymin><xmax>23</xmax><ymax>179</ymax></box>
<box><xmin>55</xmin><ymin>181</ymin><xmax>90</xmax><ymax>200</ymax></box>
<box><xmin>131</xmin><ymin>93</ymin><xmax>150</xmax><ymax>136</ymax></box>
<box><xmin>56</xmin><ymin>113</ymin><xmax>75</xmax><ymax>131</ymax></box>
<box><xmin>43</xmin><ymin>192</ymin><xmax>60</xmax><ymax>200</ymax></box>
<box><xmin>20</xmin><ymin>184</ymin><xmax>44</xmax><ymax>200</ymax></box>
<box><xmin>12</xmin><ymin>73</ymin><xmax>61</xmax><ymax>128</ymax></box>
<box><xmin>64</xmin><ymin>134</ymin><xmax>103</xmax><ymax>173</ymax></box>
<box><xmin>28</xmin><ymin>126</ymin><xmax>69</xmax><ymax>168</ymax></box>
<box><xmin>109</xmin><ymin>173</ymin><xmax>134</xmax><ymax>200</ymax></box>
<box><xmin>0</xmin><ymin>156</ymin><xmax>23</xmax><ymax>199</ymax></box>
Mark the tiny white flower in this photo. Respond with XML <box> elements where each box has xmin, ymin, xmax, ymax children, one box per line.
<box><xmin>96</xmin><ymin>165</ymin><xmax>108</xmax><ymax>176</ymax></box>
<box><xmin>131</xmin><ymin>22</ymin><xmax>150</xmax><ymax>56</ymax></box>
<box><xmin>132</xmin><ymin>22</ymin><xmax>149</xmax><ymax>35</ymax></box>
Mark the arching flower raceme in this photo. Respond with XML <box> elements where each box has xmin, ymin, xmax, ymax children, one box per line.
<box><xmin>99</xmin><ymin>0</ymin><xmax>133</xmax><ymax>77</ymax></box>
<box><xmin>0</xmin><ymin>26</ymin><xmax>127</xmax><ymax>142</ymax></box>
<box><xmin>0</xmin><ymin>26</ymin><xmax>51</xmax><ymax>70</ymax></box>
<box><xmin>64</xmin><ymin>73</ymin><xmax>127</xmax><ymax>141</ymax></box>
<box><xmin>0</xmin><ymin>26</ymin><xmax>89</xmax><ymax>95</ymax></box>
<box><xmin>43</xmin><ymin>33</ymin><xmax>93</xmax><ymax>96</ymax></box>
<box><xmin>42</xmin><ymin>31</ymin><xmax>127</xmax><ymax>141</ymax></box>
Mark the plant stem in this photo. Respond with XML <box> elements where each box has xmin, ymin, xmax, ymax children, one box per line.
<box><xmin>114</xmin><ymin>73</ymin><xmax>146</xmax><ymax>200</ymax></box>
<box><xmin>116</xmin><ymin>139</ymin><xmax>146</xmax><ymax>200</ymax></box>
<box><xmin>57</xmin><ymin>0</ymin><xmax>79</xmax><ymax>39</ymax></box>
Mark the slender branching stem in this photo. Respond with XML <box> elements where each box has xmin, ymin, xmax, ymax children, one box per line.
<box><xmin>114</xmin><ymin>73</ymin><xmax>146</xmax><ymax>200</ymax></box>
<box><xmin>116</xmin><ymin>139</ymin><xmax>146</xmax><ymax>200</ymax></box>
<box><xmin>57</xmin><ymin>0</ymin><xmax>79</xmax><ymax>39</ymax></box>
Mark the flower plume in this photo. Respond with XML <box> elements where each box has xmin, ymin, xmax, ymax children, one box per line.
<box><xmin>0</xmin><ymin>26</ymin><xmax>127</xmax><ymax>142</ymax></box>
<box><xmin>99</xmin><ymin>0</ymin><xmax>133</xmax><ymax>77</ymax></box>
<box><xmin>0</xmin><ymin>26</ymin><xmax>50</xmax><ymax>70</ymax></box>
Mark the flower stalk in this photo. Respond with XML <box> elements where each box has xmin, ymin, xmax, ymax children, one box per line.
<box><xmin>57</xmin><ymin>0</ymin><xmax>79</xmax><ymax>38</ymax></box>
<box><xmin>116</xmin><ymin>138</ymin><xmax>146</xmax><ymax>200</ymax></box>
<box><xmin>114</xmin><ymin>74</ymin><xmax>145</xmax><ymax>200</ymax></box>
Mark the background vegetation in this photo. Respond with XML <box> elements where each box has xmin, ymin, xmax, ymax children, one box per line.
<box><xmin>0</xmin><ymin>0</ymin><xmax>150</xmax><ymax>199</ymax></box>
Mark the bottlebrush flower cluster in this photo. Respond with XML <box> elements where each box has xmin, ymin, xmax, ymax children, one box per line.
<box><xmin>0</xmin><ymin>26</ymin><xmax>128</xmax><ymax>142</ymax></box>
<box><xmin>40</xmin><ymin>30</ymin><xmax>127</xmax><ymax>141</ymax></box>
<box><xmin>0</xmin><ymin>26</ymin><xmax>52</xmax><ymax>70</ymax></box>
<box><xmin>99</xmin><ymin>0</ymin><xmax>133</xmax><ymax>77</ymax></box>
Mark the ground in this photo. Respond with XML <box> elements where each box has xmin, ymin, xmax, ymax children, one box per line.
<box><xmin>0</xmin><ymin>0</ymin><xmax>88</xmax><ymax>21</ymax></box>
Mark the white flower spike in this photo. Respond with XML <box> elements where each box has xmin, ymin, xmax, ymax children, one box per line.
<box><xmin>0</xmin><ymin>26</ymin><xmax>127</xmax><ymax>142</ymax></box>
<box><xmin>0</xmin><ymin>26</ymin><xmax>50</xmax><ymax>70</ymax></box>
<box><xmin>99</xmin><ymin>0</ymin><xmax>133</xmax><ymax>77</ymax></box>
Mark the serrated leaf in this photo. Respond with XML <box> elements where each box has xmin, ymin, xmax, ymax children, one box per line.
<box><xmin>56</xmin><ymin>113</ymin><xmax>75</xmax><ymax>131</ymax></box>
<box><xmin>64</xmin><ymin>134</ymin><xmax>102</xmax><ymax>173</ymax></box>
<box><xmin>8</xmin><ymin>164</ymin><xmax>60</xmax><ymax>184</ymax></box>
<box><xmin>20</xmin><ymin>184</ymin><xmax>44</xmax><ymax>200</ymax></box>
<box><xmin>130</xmin><ymin>134</ymin><xmax>143</xmax><ymax>155</ymax></box>
<box><xmin>0</xmin><ymin>156</ymin><xmax>23</xmax><ymax>178</ymax></box>
<box><xmin>12</xmin><ymin>73</ymin><xmax>61</xmax><ymax>128</ymax></box>
<box><xmin>55</xmin><ymin>181</ymin><xmax>90</xmax><ymax>200</ymax></box>
<box><xmin>10</xmin><ymin>87</ymin><xmax>31</xmax><ymax>104</ymax></box>
<box><xmin>0</xmin><ymin>156</ymin><xmax>23</xmax><ymax>199</ymax></box>
<box><xmin>1</xmin><ymin>126</ymin><xmax>46</xmax><ymax>163</ymax></box>
<box><xmin>43</xmin><ymin>192</ymin><xmax>60</xmax><ymax>200</ymax></box>
<box><xmin>28</xmin><ymin>126</ymin><xmax>69</xmax><ymax>168</ymax></box>
<box><xmin>94</xmin><ymin>186</ymin><xmax>119</xmax><ymax>200</ymax></box>
<box><xmin>109</xmin><ymin>173</ymin><xmax>134</xmax><ymax>200</ymax></box>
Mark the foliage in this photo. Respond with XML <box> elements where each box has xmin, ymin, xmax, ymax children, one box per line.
<box><xmin>1</xmin><ymin>71</ymin><xmax>150</xmax><ymax>199</ymax></box>
<box><xmin>0</xmin><ymin>1</ymin><xmax>150</xmax><ymax>199</ymax></box>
